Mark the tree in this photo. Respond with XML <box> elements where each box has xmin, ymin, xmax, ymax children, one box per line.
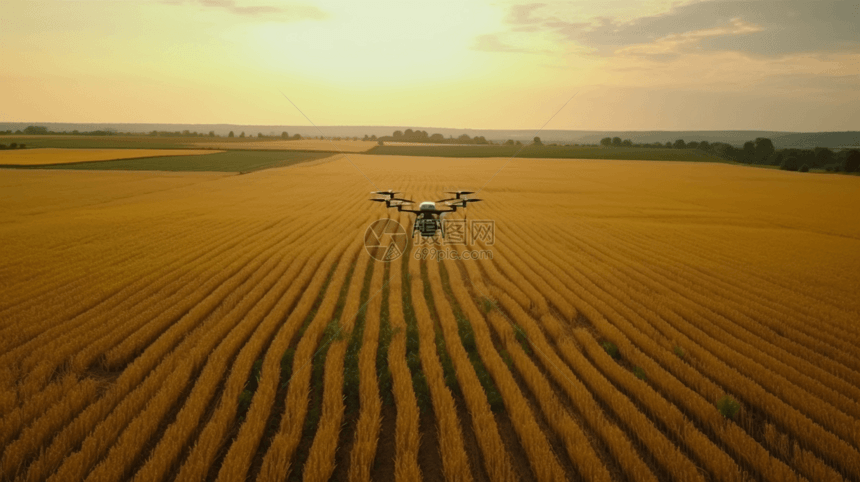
<box><xmin>458</xmin><ymin>134</ymin><xmax>472</xmax><ymax>144</ymax></box>
<box><xmin>686</xmin><ymin>141</ymin><xmax>699</xmax><ymax>149</ymax></box>
<box><xmin>404</xmin><ymin>128</ymin><xmax>414</xmax><ymax>137</ymax></box>
<box><xmin>742</xmin><ymin>141</ymin><xmax>756</xmax><ymax>163</ymax></box>
<box><xmin>673</xmin><ymin>139</ymin><xmax>686</xmax><ymax>149</ymax></box>
<box><xmin>799</xmin><ymin>164</ymin><xmax>809</xmax><ymax>172</ymax></box>
<box><xmin>698</xmin><ymin>140</ymin><xmax>710</xmax><ymax>151</ymax></box>
<box><xmin>282</xmin><ymin>131</ymin><xmax>289</xmax><ymax>139</ymax></box>
<box><xmin>781</xmin><ymin>156</ymin><xmax>799</xmax><ymax>171</ymax></box>
<box><xmin>611</xmin><ymin>137</ymin><xmax>622</xmax><ymax>146</ymax></box>
<box><xmin>600</xmin><ymin>137</ymin><xmax>612</xmax><ymax>146</ymax></box>
<box><xmin>370</xmin><ymin>134</ymin><xmax>377</xmax><ymax>141</ymax></box>
<box><xmin>814</xmin><ymin>147</ymin><xmax>833</xmax><ymax>167</ymax></box>
<box><xmin>23</xmin><ymin>126</ymin><xmax>48</xmax><ymax>135</ymax></box>
<box><xmin>843</xmin><ymin>150</ymin><xmax>860</xmax><ymax>173</ymax></box>
<box><xmin>430</xmin><ymin>133</ymin><xmax>444</xmax><ymax>142</ymax></box>
<box><xmin>228</xmin><ymin>131</ymin><xmax>234</xmax><ymax>137</ymax></box>
<box><xmin>10</xmin><ymin>143</ymin><xmax>18</xmax><ymax>148</ymax></box>
<box><xmin>533</xmin><ymin>136</ymin><xmax>543</xmax><ymax>146</ymax></box>
<box><xmin>257</xmin><ymin>133</ymin><xmax>263</xmax><ymax>138</ymax></box>
<box><xmin>767</xmin><ymin>152</ymin><xmax>783</xmax><ymax>166</ymax></box>
<box><xmin>393</xmin><ymin>130</ymin><xmax>403</xmax><ymax>138</ymax></box>
<box><xmin>505</xmin><ymin>139</ymin><xmax>515</xmax><ymax>146</ymax></box>
<box><xmin>208</xmin><ymin>131</ymin><xmax>215</xmax><ymax>137</ymax></box>
<box><xmin>755</xmin><ymin>138</ymin><xmax>775</xmax><ymax>164</ymax></box>
<box><xmin>240</xmin><ymin>132</ymin><xmax>245</xmax><ymax>138</ymax></box>
<box><xmin>621</xmin><ymin>139</ymin><xmax>632</xmax><ymax>147</ymax></box>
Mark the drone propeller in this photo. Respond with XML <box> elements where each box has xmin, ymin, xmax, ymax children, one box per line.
<box><xmin>444</xmin><ymin>191</ymin><xmax>475</xmax><ymax>195</ymax></box>
<box><xmin>371</xmin><ymin>190</ymin><xmax>400</xmax><ymax>198</ymax></box>
<box><xmin>445</xmin><ymin>198</ymin><xmax>482</xmax><ymax>207</ymax></box>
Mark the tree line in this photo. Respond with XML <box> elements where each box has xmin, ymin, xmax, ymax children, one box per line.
<box><xmin>599</xmin><ymin>136</ymin><xmax>859</xmax><ymax>173</ymax></box>
<box><xmin>377</xmin><ymin>129</ymin><xmax>490</xmax><ymax>145</ymax></box>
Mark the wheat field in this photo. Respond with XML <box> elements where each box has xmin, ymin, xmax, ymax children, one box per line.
<box><xmin>1</xmin><ymin>155</ymin><xmax>859</xmax><ymax>481</ymax></box>
<box><xmin>0</xmin><ymin>148</ymin><xmax>223</xmax><ymax>166</ymax></box>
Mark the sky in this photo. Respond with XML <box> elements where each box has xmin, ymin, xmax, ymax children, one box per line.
<box><xmin>1</xmin><ymin>0</ymin><xmax>859</xmax><ymax>131</ymax></box>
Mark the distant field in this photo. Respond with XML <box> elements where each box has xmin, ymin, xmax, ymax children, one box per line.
<box><xmin>17</xmin><ymin>150</ymin><xmax>334</xmax><ymax>172</ymax></box>
<box><xmin>192</xmin><ymin>139</ymin><xmax>378</xmax><ymax>152</ymax></box>
<box><xmin>369</xmin><ymin>144</ymin><xmax>729</xmax><ymax>162</ymax></box>
<box><xmin>0</xmin><ymin>135</ymin><xmax>207</xmax><ymax>149</ymax></box>
<box><xmin>0</xmin><ymin>135</ymin><xmax>376</xmax><ymax>152</ymax></box>
<box><xmin>0</xmin><ymin>148</ymin><xmax>223</xmax><ymax>166</ymax></box>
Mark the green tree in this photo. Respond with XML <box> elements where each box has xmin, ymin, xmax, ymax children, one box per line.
<box><xmin>781</xmin><ymin>156</ymin><xmax>799</xmax><ymax>171</ymax></box>
<box><xmin>239</xmin><ymin>131</ymin><xmax>245</xmax><ymax>138</ymax></box>
<box><xmin>799</xmin><ymin>164</ymin><xmax>809</xmax><ymax>172</ymax></box>
<box><xmin>23</xmin><ymin>126</ymin><xmax>48</xmax><ymax>135</ymax></box>
<box><xmin>393</xmin><ymin>130</ymin><xmax>403</xmax><ymax>138</ymax></box>
<box><xmin>673</xmin><ymin>139</ymin><xmax>686</xmax><ymax>149</ymax></box>
<box><xmin>257</xmin><ymin>132</ymin><xmax>263</xmax><ymax>138</ymax></box>
<box><xmin>754</xmin><ymin>138</ymin><xmax>775</xmax><ymax>164</ymax></box>
<box><xmin>698</xmin><ymin>140</ymin><xmax>710</xmax><ymax>151</ymax></box>
<box><xmin>612</xmin><ymin>137</ymin><xmax>622</xmax><ymax>146</ymax></box>
<box><xmin>600</xmin><ymin>137</ymin><xmax>612</xmax><ymax>146</ymax></box>
<box><xmin>767</xmin><ymin>152</ymin><xmax>783</xmax><ymax>166</ymax></box>
<box><xmin>533</xmin><ymin>136</ymin><xmax>543</xmax><ymax>146</ymax></box>
<box><xmin>814</xmin><ymin>147</ymin><xmax>833</xmax><ymax>167</ymax></box>
<box><xmin>843</xmin><ymin>150</ymin><xmax>860</xmax><ymax>173</ymax></box>
<box><xmin>282</xmin><ymin>131</ymin><xmax>289</xmax><ymax>139</ymax></box>
<box><xmin>228</xmin><ymin>131</ymin><xmax>234</xmax><ymax>137</ymax></box>
<box><xmin>208</xmin><ymin>131</ymin><xmax>215</xmax><ymax>137</ymax></box>
<box><xmin>742</xmin><ymin>141</ymin><xmax>756</xmax><ymax>163</ymax></box>
<box><xmin>687</xmin><ymin>141</ymin><xmax>699</xmax><ymax>149</ymax></box>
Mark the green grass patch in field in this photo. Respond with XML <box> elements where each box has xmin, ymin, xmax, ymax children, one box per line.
<box><xmin>0</xmin><ymin>135</ymin><xmax>211</xmax><ymax>149</ymax></box>
<box><xmin>13</xmin><ymin>150</ymin><xmax>333</xmax><ymax>172</ymax></box>
<box><xmin>369</xmin><ymin>144</ymin><xmax>729</xmax><ymax>162</ymax></box>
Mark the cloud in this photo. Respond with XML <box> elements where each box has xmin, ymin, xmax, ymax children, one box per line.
<box><xmin>497</xmin><ymin>1</ymin><xmax>860</xmax><ymax>58</ymax></box>
<box><xmin>166</xmin><ymin>0</ymin><xmax>329</xmax><ymax>21</ymax></box>
<box><xmin>471</xmin><ymin>33</ymin><xmax>548</xmax><ymax>53</ymax></box>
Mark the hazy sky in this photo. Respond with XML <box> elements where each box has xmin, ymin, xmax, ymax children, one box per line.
<box><xmin>2</xmin><ymin>0</ymin><xmax>858</xmax><ymax>131</ymax></box>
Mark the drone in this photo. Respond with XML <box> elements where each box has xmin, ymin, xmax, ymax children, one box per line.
<box><xmin>370</xmin><ymin>190</ymin><xmax>482</xmax><ymax>238</ymax></box>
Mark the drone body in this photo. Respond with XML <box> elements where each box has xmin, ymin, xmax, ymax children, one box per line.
<box><xmin>370</xmin><ymin>190</ymin><xmax>482</xmax><ymax>239</ymax></box>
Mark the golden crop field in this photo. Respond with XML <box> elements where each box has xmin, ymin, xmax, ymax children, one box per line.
<box><xmin>0</xmin><ymin>148</ymin><xmax>223</xmax><ymax>166</ymax></box>
<box><xmin>1</xmin><ymin>155</ymin><xmax>859</xmax><ymax>482</ymax></box>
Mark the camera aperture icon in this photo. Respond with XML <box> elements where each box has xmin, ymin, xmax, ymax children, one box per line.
<box><xmin>364</xmin><ymin>219</ymin><xmax>408</xmax><ymax>262</ymax></box>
